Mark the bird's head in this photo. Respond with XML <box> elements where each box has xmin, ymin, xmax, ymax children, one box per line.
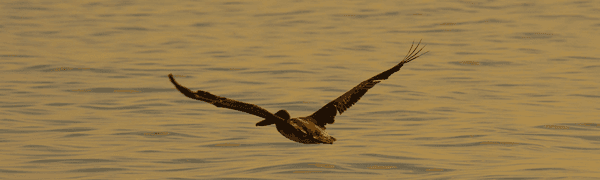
<box><xmin>275</xmin><ymin>109</ymin><xmax>290</xmax><ymax>120</ymax></box>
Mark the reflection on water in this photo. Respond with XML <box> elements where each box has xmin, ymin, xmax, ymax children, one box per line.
<box><xmin>368</xmin><ymin>165</ymin><xmax>397</xmax><ymax>169</ymax></box>
<box><xmin>214</xmin><ymin>143</ymin><xmax>241</xmax><ymax>147</ymax></box>
<box><xmin>1</xmin><ymin>0</ymin><xmax>599</xmax><ymax>179</ymax></box>
<box><xmin>426</xmin><ymin>168</ymin><xmax>443</xmax><ymax>172</ymax></box>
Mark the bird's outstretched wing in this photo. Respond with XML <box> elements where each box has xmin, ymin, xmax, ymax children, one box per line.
<box><xmin>309</xmin><ymin>39</ymin><xmax>429</xmax><ymax>127</ymax></box>
<box><xmin>168</xmin><ymin>74</ymin><xmax>285</xmax><ymax>121</ymax></box>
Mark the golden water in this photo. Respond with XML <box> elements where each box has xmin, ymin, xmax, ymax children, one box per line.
<box><xmin>1</xmin><ymin>0</ymin><xmax>599</xmax><ymax>179</ymax></box>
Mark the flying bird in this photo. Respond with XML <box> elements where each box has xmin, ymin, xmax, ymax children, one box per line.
<box><xmin>168</xmin><ymin>40</ymin><xmax>429</xmax><ymax>144</ymax></box>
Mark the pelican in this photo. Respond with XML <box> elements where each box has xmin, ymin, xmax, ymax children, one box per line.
<box><xmin>168</xmin><ymin>40</ymin><xmax>429</xmax><ymax>144</ymax></box>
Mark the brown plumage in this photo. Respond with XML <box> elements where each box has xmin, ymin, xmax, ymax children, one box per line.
<box><xmin>168</xmin><ymin>40</ymin><xmax>429</xmax><ymax>144</ymax></box>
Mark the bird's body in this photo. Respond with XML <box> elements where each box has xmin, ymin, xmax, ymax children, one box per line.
<box><xmin>168</xmin><ymin>40</ymin><xmax>428</xmax><ymax>144</ymax></box>
<box><xmin>275</xmin><ymin>115</ymin><xmax>335</xmax><ymax>144</ymax></box>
